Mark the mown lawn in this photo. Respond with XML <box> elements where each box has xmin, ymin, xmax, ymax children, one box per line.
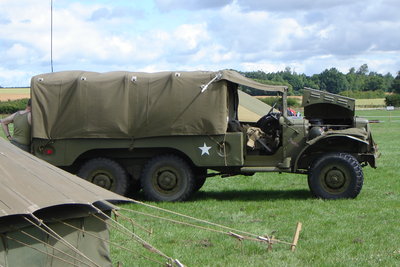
<box><xmin>110</xmin><ymin>110</ymin><xmax>400</xmax><ymax>266</ymax></box>
<box><xmin>0</xmin><ymin>110</ymin><xmax>398</xmax><ymax>266</ymax></box>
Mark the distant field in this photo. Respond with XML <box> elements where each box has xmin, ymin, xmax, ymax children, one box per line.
<box><xmin>257</xmin><ymin>95</ymin><xmax>386</xmax><ymax>108</ymax></box>
<box><xmin>0</xmin><ymin>87</ymin><xmax>30</xmax><ymax>101</ymax></box>
<box><xmin>0</xmin><ymin>88</ymin><xmax>387</xmax><ymax>108</ymax></box>
<box><xmin>355</xmin><ymin>98</ymin><xmax>386</xmax><ymax>108</ymax></box>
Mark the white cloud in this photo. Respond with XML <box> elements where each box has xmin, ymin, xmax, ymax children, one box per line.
<box><xmin>173</xmin><ymin>24</ymin><xmax>209</xmax><ymax>51</ymax></box>
<box><xmin>0</xmin><ymin>0</ymin><xmax>399</xmax><ymax>86</ymax></box>
<box><xmin>155</xmin><ymin>0</ymin><xmax>232</xmax><ymax>11</ymax></box>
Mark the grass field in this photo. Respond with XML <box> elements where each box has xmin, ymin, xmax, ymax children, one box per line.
<box><xmin>0</xmin><ymin>107</ymin><xmax>398</xmax><ymax>266</ymax></box>
<box><xmin>108</xmin><ymin>109</ymin><xmax>400</xmax><ymax>266</ymax></box>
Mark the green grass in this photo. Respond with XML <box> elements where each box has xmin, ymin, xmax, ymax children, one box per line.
<box><xmin>109</xmin><ymin>110</ymin><xmax>400</xmax><ymax>266</ymax></box>
<box><xmin>1</xmin><ymin>110</ymin><xmax>398</xmax><ymax>266</ymax></box>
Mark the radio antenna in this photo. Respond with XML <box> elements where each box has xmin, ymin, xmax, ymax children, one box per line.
<box><xmin>50</xmin><ymin>0</ymin><xmax>54</xmax><ymax>72</ymax></box>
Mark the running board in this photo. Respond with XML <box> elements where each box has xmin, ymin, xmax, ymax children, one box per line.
<box><xmin>240</xmin><ymin>167</ymin><xmax>282</xmax><ymax>172</ymax></box>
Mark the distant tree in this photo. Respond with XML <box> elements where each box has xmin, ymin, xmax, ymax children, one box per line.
<box><xmin>362</xmin><ymin>74</ymin><xmax>385</xmax><ymax>91</ymax></box>
<box><xmin>318</xmin><ymin>68</ymin><xmax>349</xmax><ymax>94</ymax></box>
<box><xmin>283</xmin><ymin>72</ymin><xmax>304</xmax><ymax>92</ymax></box>
<box><xmin>383</xmin><ymin>73</ymin><xmax>394</xmax><ymax>91</ymax></box>
<box><xmin>356</xmin><ymin>64</ymin><xmax>369</xmax><ymax>75</ymax></box>
<box><xmin>241</xmin><ymin>66</ymin><xmax>394</xmax><ymax>96</ymax></box>
<box><xmin>346</xmin><ymin>68</ymin><xmax>363</xmax><ymax>91</ymax></box>
<box><xmin>391</xmin><ymin>71</ymin><xmax>400</xmax><ymax>94</ymax></box>
<box><xmin>301</xmin><ymin>73</ymin><xmax>319</xmax><ymax>89</ymax></box>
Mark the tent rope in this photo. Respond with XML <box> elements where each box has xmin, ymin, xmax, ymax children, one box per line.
<box><xmin>58</xmin><ymin>218</ymin><xmax>165</xmax><ymax>266</ymax></box>
<box><xmin>24</xmin><ymin>215</ymin><xmax>101</xmax><ymax>267</ymax></box>
<box><xmin>123</xmin><ymin>202</ymin><xmax>269</xmax><ymax>240</ymax></box>
<box><xmin>119</xmin><ymin>208</ymin><xmax>286</xmax><ymax>246</ymax></box>
<box><xmin>91</xmin><ymin>213</ymin><xmax>168</xmax><ymax>259</ymax></box>
<box><xmin>121</xmin><ymin>201</ymin><xmax>260</xmax><ymax>237</ymax></box>
<box><xmin>90</xmin><ymin>206</ymin><xmax>177</xmax><ymax>266</ymax></box>
<box><xmin>2</xmin><ymin>234</ymin><xmax>80</xmax><ymax>267</ymax></box>
<box><xmin>121</xmin><ymin>201</ymin><xmax>294</xmax><ymax>246</ymax></box>
<box><xmin>113</xmin><ymin>211</ymin><xmax>153</xmax><ymax>234</ymax></box>
<box><xmin>19</xmin><ymin>229</ymin><xmax>94</xmax><ymax>267</ymax></box>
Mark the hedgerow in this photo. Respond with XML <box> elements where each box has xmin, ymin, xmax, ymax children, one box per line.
<box><xmin>339</xmin><ymin>90</ymin><xmax>385</xmax><ymax>99</ymax></box>
<box><xmin>0</xmin><ymin>99</ymin><xmax>29</xmax><ymax>114</ymax></box>
<box><xmin>260</xmin><ymin>96</ymin><xmax>301</xmax><ymax>108</ymax></box>
<box><xmin>385</xmin><ymin>94</ymin><xmax>400</xmax><ymax>107</ymax></box>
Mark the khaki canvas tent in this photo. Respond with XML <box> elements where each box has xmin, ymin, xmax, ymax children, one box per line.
<box><xmin>0</xmin><ymin>138</ymin><xmax>130</xmax><ymax>266</ymax></box>
<box><xmin>31</xmin><ymin>70</ymin><xmax>284</xmax><ymax>140</ymax></box>
<box><xmin>237</xmin><ymin>90</ymin><xmax>274</xmax><ymax>122</ymax></box>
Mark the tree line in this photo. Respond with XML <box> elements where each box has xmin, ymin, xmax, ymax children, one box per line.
<box><xmin>240</xmin><ymin>64</ymin><xmax>400</xmax><ymax>98</ymax></box>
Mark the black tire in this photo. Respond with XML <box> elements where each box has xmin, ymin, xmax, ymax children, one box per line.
<box><xmin>193</xmin><ymin>169</ymin><xmax>207</xmax><ymax>192</ymax></box>
<box><xmin>308</xmin><ymin>153</ymin><xmax>363</xmax><ymax>199</ymax></box>
<box><xmin>140</xmin><ymin>154</ymin><xmax>195</xmax><ymax>202</ymax></box>
<box><xmin>129</xmin><ymin>177</ymin><xmax>141</xmax><ymax>193</ymax></box>
<box><xmin>77</xmin><ymin>157</ymin><xmax>129</xmax><ymax>195</ymax></box>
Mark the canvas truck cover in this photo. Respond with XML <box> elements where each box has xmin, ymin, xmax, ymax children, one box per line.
<box><xmin>31</xmin><ymin>70</ymin><xmax>285</xmax><ymax>140</ymax></box>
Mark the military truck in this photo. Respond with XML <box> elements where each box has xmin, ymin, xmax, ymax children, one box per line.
<box><xmin>30</xmin><ymin>70</ymin><xmax>378</xmax><ymax>201</ymax></box>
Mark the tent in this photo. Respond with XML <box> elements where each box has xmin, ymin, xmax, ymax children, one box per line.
<box><xmin>237</xmin><ymin>90</ymin><xmax>274</xmax><ymax>122</ymax></box>
<box><xmin>0</xmin><ymin>138</ymin><xmax>130</xmax><ymax>266</ymax></box>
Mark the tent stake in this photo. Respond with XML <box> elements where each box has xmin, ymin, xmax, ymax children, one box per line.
<box><xmin>290</xmin><ymin>222</ymin><xmax>302</xmax><ymax>251</ymax></box>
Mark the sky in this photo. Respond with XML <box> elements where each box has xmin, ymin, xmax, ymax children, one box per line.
<box><xmin>0</xmin><ymin>0</ymin><xmax>399</xmax><ymax>86</ymax></box>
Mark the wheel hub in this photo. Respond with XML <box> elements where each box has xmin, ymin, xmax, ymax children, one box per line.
<box><xmin>92</xmin><ymin>173</ymin><xmax>112</xmax><ymax>189</ymax></box>
<box><xmin>325</xmin><ymin>168</ymin><xmax>345</xmax><ymax>189</ymax></box>
<box><xmin>157</xmin><ymin>170</ymin><xmax>177</xmax><ymax>190</ymax></box>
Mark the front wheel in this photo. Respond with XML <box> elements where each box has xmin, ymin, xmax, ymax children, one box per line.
<box><xmin>141</xmin><ymin>154</ymin><xmax>195</xmax><ymax>202</ymax></box>
<box><xmin>308</xmin><ymin>153</ymin><xmax>363</xmax><ymax>199</ymax></box>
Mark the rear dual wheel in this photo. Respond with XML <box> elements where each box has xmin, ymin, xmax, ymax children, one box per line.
<box><xmin>77</xmin><ymin>157</ymin><xmax>129</xmax><ymax>195</ymax></box>
<box><xmin>308</xmin><ymin>153</ymin><xmax>363</xmax><ymax>199</ymax></box>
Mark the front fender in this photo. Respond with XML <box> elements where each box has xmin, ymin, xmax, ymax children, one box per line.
<box><xmin>293</xmin><ymin>134</ymin><xmax>371</xmax><ymax>171</ymax></box>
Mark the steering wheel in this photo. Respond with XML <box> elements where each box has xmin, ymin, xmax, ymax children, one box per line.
<box><xmin>266</xmin><ymin>101</ymin><xmax>277</xmax><ymax>116</ymax></box>
<box><xmin>256</xmin><ymin>100</ymin><xmax>280</xmax><ymax>128</ymax></box>
<box><xmin>266</xmin><ymin>101</ymin><xmax>280</xmax><ymax>121</ymax></box>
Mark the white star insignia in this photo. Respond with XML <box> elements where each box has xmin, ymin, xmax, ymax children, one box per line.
<box><xmin>199</xmin><ymin>143</ymin><xmax>211</xmax><ymax>156</ymax></box>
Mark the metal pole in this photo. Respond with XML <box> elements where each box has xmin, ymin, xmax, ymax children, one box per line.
<box><xmin>51</xmin><ymin>0</ymin><xmax>54</xmax><ymax>72</ymax></box>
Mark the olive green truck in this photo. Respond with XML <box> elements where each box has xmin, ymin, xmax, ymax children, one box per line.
<box><xmin>30</xmin><ymin>70</ymin><xmax>378</xmax><ymax>201</ymax></box>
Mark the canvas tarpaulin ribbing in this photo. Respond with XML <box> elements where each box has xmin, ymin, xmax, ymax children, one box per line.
<box><xmin>0</xmin><ymin>215</ymin><xmax>112</xmax><ymax>267</ymax></box>
<box><xmin>0</xmin><ymin>138</ymin><xmax>129</xmax><ymax>266</ymax></box>
<box><xmin>0</xmin><ymin>138</ymin><xmax>128</xmax><ymax>218</ymax></box>
<box><xmin>31</xmin><ymin>70</ymin><xmax>286</xmax><ymax>140</ymax></box>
